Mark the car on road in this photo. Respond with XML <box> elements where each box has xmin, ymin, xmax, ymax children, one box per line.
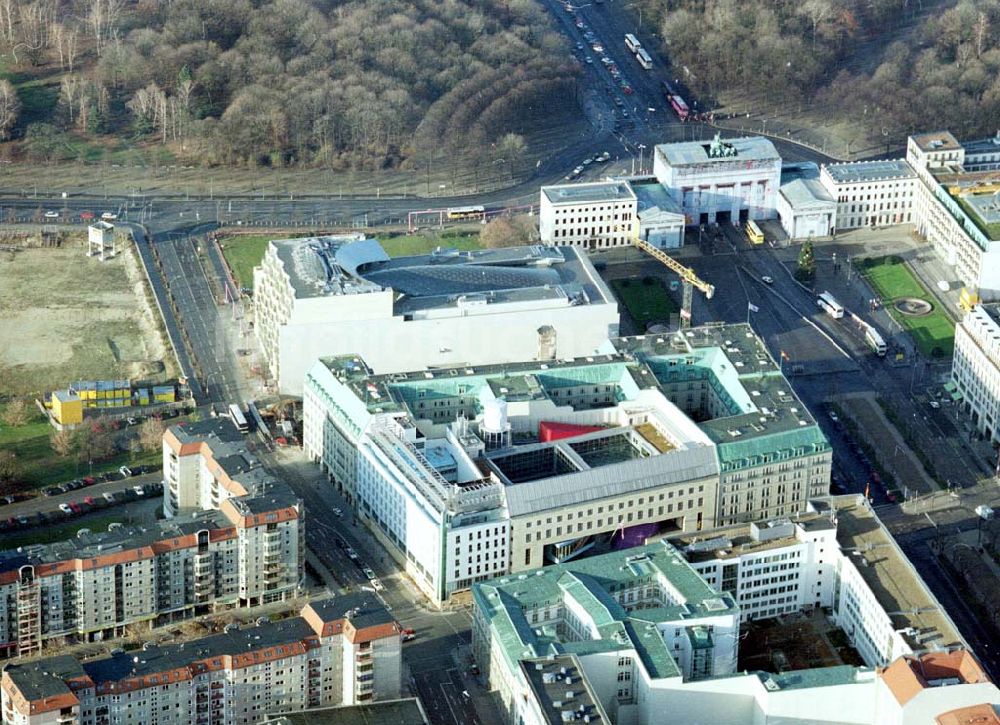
<box><xmin>362</xmin><ymin>567</ymin><xmax>376</xmax><ymax>580</ymax></box>
<box><xmin>885</xmin><ymin>490</ymin><xmax>898</xmax><ymax>503</ymax></box>
<box><xmin>585</xmin><ymin>57</ymin><xmax>593</xmax><ymax>64</ymax></box>
<box><xmin>828</xmin><ymin>410</ymin><xmax>839</xmax><ymax>422</ymax></box>
<box><xmin>601</xmin><ymin>57</ymin><xmax>612</xmax><ymax>66</ymax></box>
<box><xmin>575</xmin><ymin>42</ymin><xmax>584</xmax><ymax>50</ymax></box>
<box><xmin>345</xmin><ymin>547</ymin><xmax>359</xmax><ymax>561</ymax></box>
<box><xmin>762</xmin><ymin>276</ymin><xmax>774</xmax><ymax>284</ymax></box>
<box><xmin>332</xmin><ymin>507</ymin><xmax>342</xmax><ymax>517</ymax></box>
<box><xmin>929</xmin><ymin>400</ymin><xmax>941</xmax><ymax>409</ymax></box>
<box><xmin>401</xmin><ymin>628</ymin><xmax>416</xmax><ymax>642</ymax></box>
<box><xmin>79</xmin><ymin>211</ymin><xmax>95</xmax><ymax>221</ymax></box>
<box><xmin>582</xmin><ymin>158</ymin><xmax>593</xmax><ymax>166</ymax></box>
<box><xmin>44</xmin><ymin>210</ymin><xmax>60</xmax><ymax>219</ymax></box>
<box><xmin>622</xmin><ymin>85</ymin><xmax>634</xmax><ymax>95</ymax></box>
<box><xmin>59</xmin><ymin>503</ymin><xmax>73</xmax><ymax>515</ymax></box>
<box><xmin>370</xmin><ymin>578</ymin><xmax>384</xmax><ymax>591</ymax></box>
<box><xmin>621</xmin><ymin>110</ymin><xmax>629</xmax><ymax>118</ymax></box>
<box><xmin>592</xmin><ymin>43</ymin><xmax>604</xmax><ymax>53</ymax></box>
<box><xmin>614</xmin><ymin>97</ymin><xmax>624</xmax><ymax>107</ymax></box>
<box><xmin>100</xmin><ymin>212</ymin><xmax>118</xmax><ymax>221</ymax></box>
<box><xmin>573</xmin><ymin>165</ymin><xmax>584</xmax><ymax>175</ymax></box>
<box><xmin>575</xmin><ymin>20</ymin><xmax>585</xmax><ymax>28</ymax></box>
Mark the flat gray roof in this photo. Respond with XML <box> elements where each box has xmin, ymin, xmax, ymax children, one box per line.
<box><xmin>542</xmin><ymin>181</ymin><xmax>636</xmax><ymax>205</ymax></box>
<box><xmin>631</xmin><ymin>179</ymin><xmax>684</xmax><ymax>217</ymax></box>
<box><xmin>780</xmin><ymin>165</ymin><xmax>836</xmax><ymax>209</ymax></box>
<box><xmin>822</xmin><ymin>159</ymin><xmax>915</xmax><ymax>184</ymax></box>
<box><xmin>962</xmin><ymin>135</ymin><xmax>1000</xmax><ymax>156</ymax></box>
<box><xmin>656</xmin><ymin>136</ymin><xmax>780</xmax><ymax>167</ymax></box>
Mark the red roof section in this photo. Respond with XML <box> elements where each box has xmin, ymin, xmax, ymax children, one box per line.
<box><xmin>538</xmin><ymin>421</ymin><xmax>605</xmax><ymax>443</ymax></box>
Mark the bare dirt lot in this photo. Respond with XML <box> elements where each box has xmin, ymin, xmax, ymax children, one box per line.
<box><xmin>0</xmin><ymin>234</ymin><xmax>174</xmax><ymax>396</ymax></box>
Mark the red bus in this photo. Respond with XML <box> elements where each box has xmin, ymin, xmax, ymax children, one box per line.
<box><xmin>669</xmin><ymin>95</ymin><xmax>689</xmax><ymax>121</ymax></box>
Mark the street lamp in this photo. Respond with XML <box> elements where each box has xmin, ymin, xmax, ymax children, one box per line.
<box><xmin>637</xmin><ymin>144</ymin><xmax>646</xmax><ymax>175</ymax></box>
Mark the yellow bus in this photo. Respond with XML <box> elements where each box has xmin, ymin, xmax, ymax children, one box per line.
<box><xmin>746</xmin><ymin>219</ymin><xmax>765</xmax><ymax>245</ymax></box>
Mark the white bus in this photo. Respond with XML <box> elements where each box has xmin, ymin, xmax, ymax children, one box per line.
<box><xmin>816</xmin><ymin>291</ymin><xmax>845</xmax><ymax>319</ymax></box>
<box><xmin>624</xmin><ymin>33</ymin><xmax>642</xmax><ymax>54</ymax></box>
<box><xmin>864</xmin><ymin>326</ymin><xmax>887</xmax><ymax>356</ymax></box>
<box><xmin>635</xmin><ymin>48</ymin><xmax>653</xmax><ymax>70</ymax></box>
<box><xmin>228</xmin><ymin>403</ymin><xmax>249</xmax><ymax>433</ymax></box>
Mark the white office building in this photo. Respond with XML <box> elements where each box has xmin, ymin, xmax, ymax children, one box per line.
<box><xmin>252</xmin><ymin>236</ymin><xmax>619</xmax><ymax>394</ymax></box>
<box><xmin>302</xmin><ymin>324</ymin><xmax>831</xmax><ymax>606</ymax></box>
<box><xmin>673</xmin><ymin>496</ymin><xmax>966</xmax><ymax>668</ymax></box>
<box><xmin>539</xmin><ymin>181</ymin><xmax>638</xmax><ymax>248</ymax></box>
<box><xmin>951</xmin><ymin>303</ymin><xmax>1000</xmax><ymax>442</ymax></box>
<box><xmin>473</xmin><ymin>539</ymin><xmax>1000</xmax><ymax>725</ymax></box>
<box><xmin>818</xmin><ymin>159</ymin><xmax>917</xmax><ymax>231</ymax></box>
<box><xmin>653</xmin><ymin>134</ymin><xmax>782</xmax><ymax>226</ymax></box>
<box><xmin>907</xmin><ymin>131</ymin><xmax>1000</xmax><ymax>300</ymax></box>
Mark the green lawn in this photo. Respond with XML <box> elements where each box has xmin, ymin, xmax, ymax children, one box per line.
<box><xmin>218</xmin><ymin>229</ymin><xmax>484</xmax><ymax>289</ymax></box>
<box><xmin>610</xmin><ymin>277</ymin><xmax>677</xmax><ymax>330</ymax></box>
<box><xmin>861</xmin><ymin>256</ymin><xmax>955</xmax><ymax>357</ymax></box>
<box><xmin>219</xmin><ymin>235</ymin><xmax>272</xmax><ymax>290</ymax></box>
<box><xmin>0</xmin><ymin>403</ymin><xmax>161</xmax><ymax>492</ymax></box>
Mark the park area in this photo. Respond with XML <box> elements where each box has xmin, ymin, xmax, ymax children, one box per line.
<box><xmin>0</xmin><ymin>236</ymin><xmax>173</xmax><ymax>396</ymax></box>
<box><xmin>218</xmin><ymin>228</ymin><xmax>484</xmax><ymax>290</ymax></box>
<box><xmin>609</xmin><ymin>277</ymin><xmax>677</xmax><ymax>332</ymax></box>
<box><xmin>860</xmin><ymin>255</ymin><xmax>954</xmax><ymax>357</ymax></box>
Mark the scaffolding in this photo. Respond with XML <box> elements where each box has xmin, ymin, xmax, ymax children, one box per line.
<box><xmin>16</xmin><ymin>568</ymin><xmax>41</xmax><ymax>657</ymax></box>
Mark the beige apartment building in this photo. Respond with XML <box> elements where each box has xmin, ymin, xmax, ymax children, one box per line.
<box><xmin>1</xmin><ymin>597</ymin><xmax>402</xmax><ymax>725</ymax></box>
<box><xmin>0</xmin><ymin>419</ymin><xmax>303</xmax><ymax>659</ymax></box>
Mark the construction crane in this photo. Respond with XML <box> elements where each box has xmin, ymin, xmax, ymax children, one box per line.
<box><xmin>632</xmin><ymin>237</ymin><xmax>714</xmax><ymax>328</ymax></box>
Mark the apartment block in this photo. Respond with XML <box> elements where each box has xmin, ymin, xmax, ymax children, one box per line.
<box><xmin>303</xmin><ymin>324</ymin><xmax>830</xmax><ymax>606</ymax></box>
<box><xmin>0</xmin><ymin>420</ymin><xmax>302</xmax><ymax>658</ymax></box>
<box><xmin>539</xmin><ymin>181</ymin><xmax>639</xmax><ymax>248</ymax></box>
<box><xmin>0</xmin><ymin>596</ymin><xmax>401</xmax><ymax>725</ymax></box>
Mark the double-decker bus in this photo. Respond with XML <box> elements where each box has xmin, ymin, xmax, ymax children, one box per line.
<box><xmin>635</xmin><ymin>48</ymin><xmax>653</xmax><ymax>70</ymax></box>
<box><xmin>228</xmin><ymin>403</ymin><xmax>249</xmax><ymax>433</ymax></box>
<box><xmin>745</xmin><ymin>219</ymin><xmax>765</xmax><ymax>245</ymax></box>
<box><xmin>446</xmin><ymin>205</ymin><xmax>485</xmax><ymax>220</ymax></box>
<box><xmin>864</xmin><ymin>326</ymin><xmax>887</xmax><ymax>356</ymax></box>
<box><xmin>816</xmin><ymin>291</ymin><xmax>845</xmax><ymax>319</ymax></box>
<box><xmin>624</xmin><ymin>33</ymin><xmax>641</xmax><ymax>54</ymax></box>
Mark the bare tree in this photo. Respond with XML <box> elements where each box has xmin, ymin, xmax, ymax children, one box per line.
<box><xmin>136</xmin><ymin>417</ymin><xmax>165</xmax><ymax>452</ymax></box>
<box><xmin>50</xmin><ymin>428</ymin><xmax>76</xmax><ymax>457</ymax></box>
<box><xmin>0</xmin><ymin>80</ymin><xmax>21</xmax><ymax>140</ymax></box>
<box><xmin>60</xmin><ymin>74</ymin><xmax>80</xmax><ymax>125</ymax></box>
<box><xmin>12</xmin><ymin>0</ymin><xmax>56</xmax><ymax>66</ymax></box>
<box><xmin>87</xmin><ymin>0</ymin><xmax>126</xmax><ymax>56</ymax></box>
<box><xmin>2</xmin><ymin>399</ymin><xmax>31</xmax><ymax>426</ymax></box>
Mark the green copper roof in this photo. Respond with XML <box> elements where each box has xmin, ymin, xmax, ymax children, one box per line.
<box><xmin>473</xmin><ymin>541</ymin><xmax>738</xmax><ymax>681</ymax></box>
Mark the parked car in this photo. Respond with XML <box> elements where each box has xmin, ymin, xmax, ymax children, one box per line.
<box><xmin>100</xmin><ymin>211</ymin><xmax>118</xmax><ymax>221</ymax></box>
<box><xmin>103</xmin><ymin>492</ymin><xmax>117</xmax><ymax>503</ymax></box>
<box><xmin>44</xmin><ymin>210</ymin><xmax>60</xmax><ymax>219</ymax></box>
<box><xmin>43</xmin><ymin>486</ymin><xmax>60</xmax><ymax>497</ymax></box>
<box><xmin>0</xmin><ymin>495</ymin><xmax>13</xmax><ymax>505</ymax></box>
<box><xmin>762</xmin><ymin>276</ymin><xmax>774</xmax><ymax>284</ymax></box>
<box><xmin>59</xmin><ymin>503</ymin><xmax>73</xmax><ymax>515</ymax></box>
<box><xmin>133</xmin><ymin>485</ymin><xmax>146</xmax><ymax>496</ymax></box>
<box><xmin>401</xmin><ymin>628</ymin><xmax>416</xmax><ymax>642</ymax></box>
<box><xmin>119</xmin><ymin>466</ymin><xmax>133</xmax><ymax>478</ymax></box>
<box><xmin>363</xmin><ymin>567</ymin><xmax>376</xmax><ymax>580</ymax></box>
<box><xmin>332</xmin><ymin>508</ymin><xmax>342</xmax><ymax>517</ymax></box>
